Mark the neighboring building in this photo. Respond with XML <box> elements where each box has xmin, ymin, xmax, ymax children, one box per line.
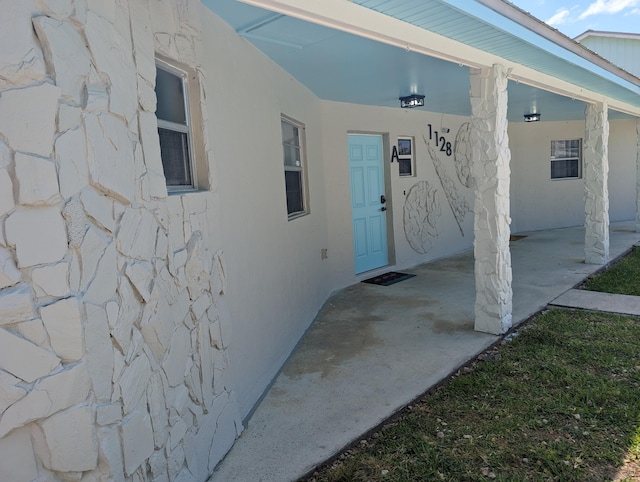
<box><xmin>0</xmin><ymin>1</ymin><xmax>638</xmax><ymax>481</ymax></box>
<box><xmin>576</xmin><ymin>30</ymin><xmax>640</xmax><ymax>78</ymax></box>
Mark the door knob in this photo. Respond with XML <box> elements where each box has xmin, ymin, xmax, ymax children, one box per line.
<box><xmin>381</xmin><ymin>207</ymin><xmax>387</xmax><ymax>212</ymax></box>
<box><xmin>380</xmin><ymin>195</ymin><xmax>387</xmax><ymax>204</ymax></box>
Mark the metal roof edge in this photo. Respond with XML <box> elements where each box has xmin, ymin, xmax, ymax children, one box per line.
<box><xmin>475</xmin><ymin>0</ymin><xmax>640</xmax><ymax>88</ymax></box>
<box><xmin>575</xmin><ymin>30</ymin><xmax>640</xmax><ymax>42</ymax></box>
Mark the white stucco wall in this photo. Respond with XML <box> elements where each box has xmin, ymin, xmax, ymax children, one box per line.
<box><xmin>509</xmin><ymin>120</ymin><xmax>585</xmax><ymax>233</ymax></box>
<box><xmin>509</xmin><ymin>118</ymin><xmax>637</xmax><ymax>233</ymax></box>
<box><xmin>201</xmin><ymin>9</ymin><xmax>332</xmax><ymax>419</ymax></box>
<box><xmin>202</xmin><ymin>12</ymin><xmax>481</xmax><ymax>417</ymax></box>
<box><xmin>608</xmin><ymin>119</ymin><xmax>638</xmax><ymax>222</ymax></box>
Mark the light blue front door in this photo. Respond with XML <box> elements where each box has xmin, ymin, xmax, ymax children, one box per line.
<box><xmin>348</xmin><ymin>134</ymin><xmax>388</xmax><ymax>274</ymax></box>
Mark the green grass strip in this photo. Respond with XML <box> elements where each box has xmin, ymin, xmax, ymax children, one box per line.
<box><xmin>305</xmin><ymin>309</ymin><xmax>640</xmax><ymax>482</ymax></box>
<box><xmin>582</xmin><ymin>246</ymin><xmax>640</xmax><ymax>296</ymax></box>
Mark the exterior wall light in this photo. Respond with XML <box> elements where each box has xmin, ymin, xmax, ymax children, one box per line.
<box><xmin>524</xmin><ymin>113</ymin><xmax>541</xmax><ymax>122</ymax></box>
<box><xmin>399</xmin><ymin>94</ymin><xmax>425</xmax><ymax>108</ymax></box>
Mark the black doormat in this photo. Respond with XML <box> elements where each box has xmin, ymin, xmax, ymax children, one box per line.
<box><xmin>362</xmin><ymin>271</ymin><xmax>416</xmax><ymax>286</ymax></box>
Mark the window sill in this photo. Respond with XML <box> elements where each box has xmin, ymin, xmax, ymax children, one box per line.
<box><xmin>167</xmin><ymin>187</ymin><xmax>207</xmax><ymax>196</ymax></box>
<box><xmin>288</xmin><ymin>211</ymin><xmax>309</xmax><ymax>221</ymax></box>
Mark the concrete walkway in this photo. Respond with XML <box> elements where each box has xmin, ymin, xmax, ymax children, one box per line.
<box><xmin>211</xmin><ymin>222</ymin><xmax>640</xmax><ymax>482</ymax></box>
<box><xmin>551</xmin><ymin>289</ymin><xmax>640</xmax><ymax>316</ymax></box>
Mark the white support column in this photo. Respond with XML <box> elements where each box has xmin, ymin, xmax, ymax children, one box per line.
<box><xmin>636</xmin><ymin>117</ymin><xmax>640</xmax><ymax>233</ymax></box>
<box><xmin>470</xmin><ymin>64</ymin><xmax>513</xmax><ymax>335</ymax></box>
<box><xmin>584</xmin><ymin>102</ymin><xmax>609</xmax><ymax>265</ymax></box>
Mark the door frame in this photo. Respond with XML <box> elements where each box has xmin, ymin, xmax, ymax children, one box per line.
<box><xmin>347</xmin><ymin>131</ymin><xmax>395</xmax><ymax>275</ymax></box>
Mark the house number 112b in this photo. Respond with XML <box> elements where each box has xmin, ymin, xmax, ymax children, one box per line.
<box><xmin>428</xmin><ymin>124</ymin><xmax>452</xmax><ymax>156</ymax></box>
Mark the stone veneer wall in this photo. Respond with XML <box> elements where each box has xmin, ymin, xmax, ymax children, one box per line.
<box><xmin>0</xmin><ymin>1</ymin><xmax>242</xmax><ymax>481</ymax></box>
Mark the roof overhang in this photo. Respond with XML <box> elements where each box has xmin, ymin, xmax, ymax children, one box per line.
<box><xmin>203</xmin><ymin>0</ymin><xmax>640</xmax><ymax>120</ymax></box>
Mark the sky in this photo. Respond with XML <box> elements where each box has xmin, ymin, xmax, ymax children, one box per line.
<box><xmin>508</xmin><ymin>0</ymin><xmax>640</xmax><ymax>38</ymax></box>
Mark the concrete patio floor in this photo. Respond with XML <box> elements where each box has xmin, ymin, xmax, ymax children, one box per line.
<box><xmin>211</xmin><ymin>222</ymin><xmax>640</xmax><ymax>482</ymax></box>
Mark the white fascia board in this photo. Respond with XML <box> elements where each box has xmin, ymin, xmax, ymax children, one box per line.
<box><xmin>237</xmin><ymin>0</ymin><xmax>640</xmax><ymax>116</ymax></box>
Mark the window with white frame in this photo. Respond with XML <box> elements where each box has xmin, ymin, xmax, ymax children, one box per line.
<box><xmin>155</xmin><ymin>59</ymin><xmax>207</xmax><ymax>191</ymax></box>
<box><xmin>281</xmin><ymin>116</ymin><xmax>308</xmax><ymax>218</ymax></box>
<box><xmin>397</xmin><ymin>137</ymin><xmax>415</xmax><ymax>177</ymax></box>
<box><xmin>550</xmin><ymin>139</ymin><xmax>581</xmax><ymax>179</ymax></box>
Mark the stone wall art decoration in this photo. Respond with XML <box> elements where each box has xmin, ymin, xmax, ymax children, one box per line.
<box><xmin>403</xmin><ymin>181</ymin><xmax>441</xmax><ymax>254</ymax></box>
<box><xmin>424</xmin><ymin>135</ymin><xmax>470</xmax><ymax>236</ymax></box>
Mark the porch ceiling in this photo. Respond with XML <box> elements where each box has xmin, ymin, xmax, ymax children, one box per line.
<box><xmin>202</xmin><ymin>0</ymin><xmax>639</xmax><ymax>122</ymax></box>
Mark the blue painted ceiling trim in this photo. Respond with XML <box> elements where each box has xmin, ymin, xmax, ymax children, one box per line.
<box><xmin>202</xmin><ymin>0</ymin><xmax>639</xmax><ymax>119</ymax></box>
<box><xmin>353</xmin><ymin>0</ymin><xmax>640</xmax><ymax>105</ymax></box>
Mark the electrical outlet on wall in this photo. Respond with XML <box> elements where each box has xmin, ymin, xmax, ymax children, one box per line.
<box><xmin>321</xmin><ymin>248</ymin><xmax>328</xmax><ymax>260</ymax></box>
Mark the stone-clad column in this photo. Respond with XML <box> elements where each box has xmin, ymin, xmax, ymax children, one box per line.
<box><xmin>584</xmin><ymin>102</ymin><xmax>609</xmax><ymax>264</ymax></box>
<box><xmin>636</xmin><ymin>118</ymin><xmax>640</xmax><ymax>233</ymax></box>
<box><xmin>470</xmin><ymin>64</ymin><xmax>513</xmax><ymax>335</ymax></box>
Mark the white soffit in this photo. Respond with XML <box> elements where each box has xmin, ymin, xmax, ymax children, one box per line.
<box><xmin>352</xmin><ymin>0</ymin><xmax>640</xmax><ymax>107</ymax></box>
<box><xmin>204</xmin><ymin>0</ymin><xmax>640</xmax><ymax>118</ymax></box>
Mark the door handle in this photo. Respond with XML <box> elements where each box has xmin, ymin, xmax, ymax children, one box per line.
<box><xmin>380</xmin><ymin>195</ymin><xmax>386</xmax><ymax>204</ymax></box>
<box><xmin>381</xmin><ymin>207</ymin><xmax>387</xmax><ymax>212</ymax></box>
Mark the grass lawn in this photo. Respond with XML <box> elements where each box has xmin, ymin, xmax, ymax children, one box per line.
<box><xmin>303</xmin><ymin>309</ymin><xmax>640</xmax><ymax>481</ymax></box>
<box><xmin>582</xmin><ymin>246</ymin><xmax>640</xmax><ymax>296</ymax></box>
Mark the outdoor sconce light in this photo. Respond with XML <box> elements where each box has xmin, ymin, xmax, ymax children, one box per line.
<box><xmin>399</xmin><ymin>94</ymin><xmax>425</xmax><ymax>108</ymax></box>
<box><xmin>524</xmin><ymin>112</ymin><xmax>541</xmax><ymax>122</ymax></box>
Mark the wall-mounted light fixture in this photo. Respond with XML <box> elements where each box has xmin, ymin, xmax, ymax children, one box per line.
<box><xmin>399</xmin><ymin>94</ymin><xmax>425</xmax><ymax>108</ymax></box>
<box><xmin>524</xmin><ymin>112</ymin><xmax>541</xmax><ymax>122</ymax></box>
